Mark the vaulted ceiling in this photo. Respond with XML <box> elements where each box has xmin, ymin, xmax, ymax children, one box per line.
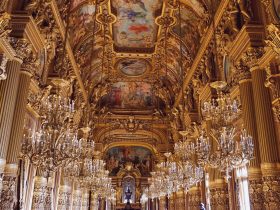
<box><xmin>56</xmin><ymin>0</ymin><xmax>219</xmax><ymax>114</ymax></box>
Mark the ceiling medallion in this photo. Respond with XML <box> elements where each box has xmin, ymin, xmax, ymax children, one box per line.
<box><xmin>115</xmin><ymin>58</ymin><xmax>150</xmax><ymax>77</ymax></box>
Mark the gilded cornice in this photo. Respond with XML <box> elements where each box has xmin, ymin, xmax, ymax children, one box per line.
<box><xmin>0</xmin><ymin>37</ymin><xmax>18</xmax><ymax>61</ymax></box>
<box><xmin>10</xmin><ymin>14</ymin><xmax>45</xmax><ymax>52</ymax></box>
<box><xmin>49</xmin><ymin>0</ymin><xmax>88</xmax><ymax>102</ymax></box>
<box><xmin>174</xmin><ymin>0</ymin><xmax>230</xmax><ymax>107</ymax></box>
<box><xmin>228</xmin><ymin>24</ymin><xmax>264</xmax><ymax>61</ymax></box>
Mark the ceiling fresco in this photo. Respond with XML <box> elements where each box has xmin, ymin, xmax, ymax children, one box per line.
<box><xmin>116</xmin><ymin>58</ymin><xmax>150</xmax><ymax>76</ymax></box>
<box><xmin>55</xmin><ymin>0</ymin><xmax>217</xmax><ymax>111</ymax></box>
<box><xmin>111</xmin><ymin>0</ymin><xmax>163</xmax><ymax>52</ymax></box>
<box><xmin>105</xmin><ymin>81</ymin><xmax>154</xmax><ymax>109</ymax></box>
<box><xmin>69</xmin><ymin>4</ymin><xmax>100</xmax><ymax>47</ymax></box>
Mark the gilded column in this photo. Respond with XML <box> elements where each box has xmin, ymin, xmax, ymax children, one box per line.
<box><xmin>188</xmin><ymin>186</ymin><xmax>201</xmax><ymax>210</ymax></box>
<box><xmin>0</xmin><ymin>60</ymin><xmax>21</xmax><ymax>171</ymax></box>
<box><xmin>251</xmin><ymin>65</ymin><xmax>280</xmax><ymax>209</ymax></box>
<box><xmin>0</xmin><ymin>70</ymin><xmax>32</xmax><ymax>208</ymax></box>
<box><xmin>238</xmin><ymin>69</ymin><xmax>263</xmax><ymax>209</ymax></box>
<box><xmin>209</xmin><ymin>179</ymin><xmax>229</xmax><ymax>210</ymax></box>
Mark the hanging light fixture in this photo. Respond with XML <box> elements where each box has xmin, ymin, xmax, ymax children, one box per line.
<box><xmin>195</xmin><ymin>1</ymin><xmax>254</xmax><ymax>181</ymax></box>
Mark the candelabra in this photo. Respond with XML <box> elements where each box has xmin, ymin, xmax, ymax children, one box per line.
<box><xmin>22</xmin><ymin>88</ymin><xmax>82</xmax><ymax>175</ymax></box>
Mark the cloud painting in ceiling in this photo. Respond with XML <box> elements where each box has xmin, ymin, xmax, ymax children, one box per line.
<box><xmin>111</xmin><ymin>0</ymin><xmax>162</xmax><ymax>51</ymax></box>
<box><xmin>108</xmin><ymin>82</ymin><xmax>153</xmax><ymax>109</ymax></box>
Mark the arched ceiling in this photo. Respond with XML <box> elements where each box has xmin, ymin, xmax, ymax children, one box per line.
<box><xmin>56</xmin><ymin>0</ymin><xmax>218</xmax><ymax>112</ymax></box>
<box><xmin>53</xmin><ymin>0</ymin><xmax>221</xmax><ymax>155</ymax></box>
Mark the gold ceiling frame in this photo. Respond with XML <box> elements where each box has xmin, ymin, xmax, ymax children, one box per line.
<box><xmin>113</xmin><ymin>57</ymin><xmax>152</xmax><ymax>80</ymax></box>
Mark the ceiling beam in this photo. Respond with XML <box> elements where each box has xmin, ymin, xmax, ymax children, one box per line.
<box><xmin>173</xmin><ymin>0</ymin><xmax>230</xmax><ymax>107</ymax></box>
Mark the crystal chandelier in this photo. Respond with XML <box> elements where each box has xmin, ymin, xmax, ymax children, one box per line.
<box><xmin>22</xmin><ymin>87</ymin><xmax>82</xmax><ymax>175</ymax></box>
<box><xmin>198</xmin><ymin>81</ymin><xmax>254</xmax><ymax>180</ymax></box>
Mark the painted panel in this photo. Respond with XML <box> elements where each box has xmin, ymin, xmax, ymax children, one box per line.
<box><xmin>69</xmin><ymin>4</ymin><xmax>97</xmax><ymax>46</ymax></box>
<box><xmin>105</xmin><ymin>146</ymin><xmax>152</xmax><ymax>176</ymax></box>
<box><xmin>108</xmin><ymin>82</ymin><xmax>153</xmax><ymax>109</ymax></box>
<box><xmin>111</xmin><ymin>0</ymin><xmax>162</xmax><ymax>50</ymax></box>
<box><xmin>116</xmin><ymin>58</ymin><xmax>149</xmax><ymax>76</ymax></box>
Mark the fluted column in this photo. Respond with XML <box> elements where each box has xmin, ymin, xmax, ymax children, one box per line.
<box><xmin>188</xmin><ymin>186</ymin><xmax>200</xmax><ymax>210</ymax></box>
<box><xmin>209</xmin><ymin>179</ymin><xmax>229</xmax><ymax>210</ymax></box>
<box><xmin>251</xmin><ymin>66</ymin><xmax>280</xmax><ymax>209</ymax></box>
<box><xmin>239</xmin><ymin>77</ymin><xmax>263</xmax><ymax>209</ymax></box>
<box><xmin>0</xmin><ymin>70</ymin><xmax>32</xmax><ymax>208</ymax></box>
<box><xmin>0</xmin><ymin>60</ymin><xmax>21</xmax><ymax>172</ymax></box>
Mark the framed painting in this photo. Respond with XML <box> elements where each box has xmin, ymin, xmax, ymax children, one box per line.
<box><xmin>116</xmin><ymin>58</ymin><xmax>149</xmax><ymax>76</ymax></box>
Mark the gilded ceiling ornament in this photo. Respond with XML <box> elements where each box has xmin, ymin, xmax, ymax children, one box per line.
<box><xmin>156</xmin><ymin>16</ymin><xmax>176</xmax><ymax>28</ymax></box>
<box><xmin>97</xmin><ymin>12</ymin><xmax>116</xmax><ymax>25</ymax></box>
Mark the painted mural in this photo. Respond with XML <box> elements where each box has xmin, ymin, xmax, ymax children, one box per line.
<box><xmin>111</xmin><ymin>0</ymin><xmax>162</xmax><ymax>49</ymax></box>
<box><xmin>106</xmin><ymin>146</ymin><xmax>152</xmax><ymax>176</ymax></box>
<box><xmin>116</xmin><ymin>59</ymin><xmax>149</xmax><ymax>76</ymax></box>
<box><xmin>108</xmin><ymin>82</ymin><xmax>153</xmax><ymax>109</ymax></box>
<box><xmin>69</xmin><ymin>4</ymin><xmax>97</xmax><ymax>46</ymax></box>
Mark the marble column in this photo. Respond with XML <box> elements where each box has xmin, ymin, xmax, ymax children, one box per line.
<box><xmin>209</xmin><ymin>179</ymin><xmax>229</xmax><ymax>210</ymax></box>
<box><xmin>188</xmin><ymin>186</ymin><xmax>200</xmax><ymax>210</ymax></box>
<box><xmin>0</xmin><ymin>60</ymin><xmax>21</xmax><ymax>172</ymax></box>
<box><xmin>239</xmin><ymin>77</ymin><xmax>263</xmax><ymax>209</ymax></box>
<box><xmin>251</xmin><ymin>66</ymin><xmax>280</xmax><ymax>209</ymax></box>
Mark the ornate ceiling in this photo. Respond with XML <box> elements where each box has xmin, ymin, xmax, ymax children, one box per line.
<box><xmin>56</xmin><ymin>0</ymin><xmax>218</xmax><ymax>112</ymax></box>
<box><xmin>47</xmin><ymin>0</ymin><xmax>220</xmax><ymax>157</ymax></box>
